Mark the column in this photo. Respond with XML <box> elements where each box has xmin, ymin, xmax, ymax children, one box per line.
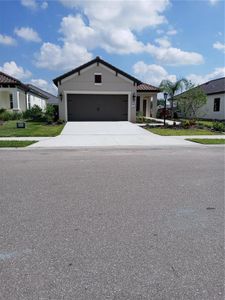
<box><xmin>12</xmin><ymin>89</ymin><xmax>20</xmax><ymax>110</ymax></box>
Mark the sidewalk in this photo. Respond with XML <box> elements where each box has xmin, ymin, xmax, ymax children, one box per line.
<box><xmin>145</xmin><ymin>117</ymin><xmax>181</xmax><ymax>126</ymax></box>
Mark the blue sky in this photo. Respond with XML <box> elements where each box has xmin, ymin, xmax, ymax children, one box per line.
<box><xmin>0</xmin><ymin>0</ymin><xmax>224</xmax><ymax>95</ymax></box>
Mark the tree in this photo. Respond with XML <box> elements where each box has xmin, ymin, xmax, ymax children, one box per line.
<box><xmin>159</xmin><ymin>78</ymin><xmax>188</xmax><ymax>118</ymax></box>
<box><xmin>177</xmin><ymin>81</ymin><xmax>207</xmax><ymax>119</ymax></box>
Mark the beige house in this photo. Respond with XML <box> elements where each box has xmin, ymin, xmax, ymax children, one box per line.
<box><xmin>53</xmin><ymin>57</ymin><xmax>159</xmax><ymax>122</ymax></box>
<box><xmin>0</xmin><ymin>72</ymin><xmax>48</xmax><ymax>112</ymax></box>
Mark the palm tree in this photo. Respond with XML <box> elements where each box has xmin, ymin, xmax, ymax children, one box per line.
<box><xmin>159</xmin><ymin>78</ymin><xmax>188</xmax><ymax>119</ymax></box>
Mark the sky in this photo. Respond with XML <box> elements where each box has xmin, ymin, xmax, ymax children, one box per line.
<box><xmin>0</xmin><ymin>0</ymin><xmax>224</xmax><ymax>95</ymax></box>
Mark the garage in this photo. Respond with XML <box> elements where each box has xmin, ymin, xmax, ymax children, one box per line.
<box><xmin>67</xmin><ymin>94</ymin><xmax>128</xmax><ymax>121</ymax></box>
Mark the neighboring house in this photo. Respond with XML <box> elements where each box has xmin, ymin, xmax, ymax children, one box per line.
<box><xmin>176</xmin><ymin>77</ymin><xmax>225</xmax><ymax>120</ymax></box>
<box><xmin>26</xmin><ymin>84</ymin><xmax>59</xmax><ymax>105</ymax></box>
<box><xmin>197</xmin><ymin>77</ymin><xmax>225</xmax><ymax>120</ymax></box>
<box><xmin>0</xmin><ymin>72</ymin><xmax>48</xmax><ymax>112</ymax></box>
<box><xmin>53</xmin><ymin>56</ymin><xmax>159</xmax><ymax>122</ymax></box>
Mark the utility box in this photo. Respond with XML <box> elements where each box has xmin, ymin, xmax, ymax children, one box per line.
<box><xmin>16</xmin><ymin>122</ymin><xmax>26</xmax><ymax>128</ymax></box>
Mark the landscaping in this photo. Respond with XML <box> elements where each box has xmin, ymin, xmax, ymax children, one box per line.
<box><xmin>0</xmin><ymin>140</ymin><xmax>37</xmax><ymax>147</ymax></box>
<box><xmin>186</xmin><ymin>138</ymin><xmax>225</xmax><ymax>144</ymax></box>
<box><xmin>147</xmin><ymin>127</ymin><xmax>218</xmax><ymax>136</ymax></box>
<box><xmin>0</xmin><ymin>105</ymin><xmax>64</xmax><ymax>137</ymax></box>
<box><xmin>0</xmin><ymin>121</ymin><xmax>64</xmax><ymax>137</ymax></box>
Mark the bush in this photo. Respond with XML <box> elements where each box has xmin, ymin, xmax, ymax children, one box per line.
<box><xmin>23</xmin><ymin>105</ymin><xmax>43</xmax><ymax>121</ymax></box>
<box><xmin>43</xmin><ymin>104</ymin><xmax>55</xmax><ymax>124</ymax></box>
<box><xmin>0</xmin><ymin>111</ymin><xmax>12</xmax><ymax>121</ymax></box>
<box><xmin>136</xmin><ymin>112</ymin><xmax>144</xmax><ymax>123</ymax></box>
<box><xmin>0</xmin><ymin>108</ymin><xmax>6</xmax><ymax>114</ymax></box>
<box><xmin>212</xmin><ymin>122</ymin><xmax>225</xmax><ymax>132</ymax></box>
<box><xmin>181</xmin><ymin>119</ymin><xmax>196</xmax><ymax>129</ymax></box>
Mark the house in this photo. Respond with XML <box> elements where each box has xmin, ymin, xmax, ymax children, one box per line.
<box><xmin>53</xmin><ymin>56</ymin><xmax>159</xmax><ymax>122</ymax></box>
<box><xmin>26</xmin><ymin>84</ymin><xmax>59</xmax><ymax>105</ymax></box>
<box><xmin>0</xmin><ymin>72</ymin><xmax>48</xmax><ymax>112</ymax></box>
<box><xmin>176</xmin><ymin>77</ymin><xmax>225</xmax><ymax>120</ymax></box>
<box><xmin>196</xmin><ymin>77</ymin><xmax>225</xmax><ymax>120</ymax></box>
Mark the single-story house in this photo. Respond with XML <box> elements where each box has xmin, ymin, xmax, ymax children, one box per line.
<box><xmin>0</xmin><ymin>72</ymin><xmax>52</xmax><ymax>112</ymax></box>
<box><xmin>176</xmin><ymin>77</ymin><xmax>225</xmax><ymax>120</ymax></box>
<box><xmin>27</xmin><ymin>84</ymin><xmax>59</xmax><ymax>105</ymax></box>
<box><xmin>53</xmin><ymin>56</ymin><xmax>159</xmax><ymax>122</ymax></box>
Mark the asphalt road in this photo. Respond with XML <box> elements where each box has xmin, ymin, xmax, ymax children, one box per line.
<box><xmin>0</xmin><ymin>147</ymin><xmax>224</xmax><ymax>300</ymax></box>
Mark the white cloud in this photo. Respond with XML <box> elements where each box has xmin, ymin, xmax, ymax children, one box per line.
<box><xmin>209</xmin><ymin>0</ymin><xmax>219</xmax><ymax>5</ymax></box>
<box><xmin>167</xmin><ymin>29</ymin><xmax>177</xmax><ymax>35</ymax></box>
<box><xmin>133</xmin><ymin>61</ymin><xmax>176</xmax><ymax>86</ymax></box>
<box><xmin>21</xmin><ymin>0</ymin><xmax>48</xmax><ymax>10</ymax></box>
<box><xmin>0</xmin><ymin>33</ymin><xmax>16</xmax><ymax>46</ymax></box>
<box><xmin>14</xmin><ymin>27</ymin><xmax>41</xmax><ymax>43</ymax></box>
<box><xmin>145</xmin><ymin>43</ymin><xmax>204</xmax><ymax>65</ymax></box>
<box><xmin>213</xmin><ymin>41</ymin><xmax>225</xmax><ymax>53</ymax></box>
<box><xmin>30</xmin><ymin>78</ymin><xmax>57</xmax><ymax>95</ymax></box>
<box><xmin>187</xmin><ymin>67</ymin><xmax>225</xmax><ymax>85</ymax></box>
<box><xmin>40</xmin><ymin>1</ymin><xmax>48</xmax><ymax>9</ymax></box>
<box><xmin>21</xmin><ymin>0</ymin><xmax>37</xmax><ymax>9</ymax></box>
<box><xmin>35</xmin><ymin>42</ymin><xmax>92</xmax><ymax>71</ymax></box>
<box><xmin>155</xmin><ymin>36</ymin><xmax>171</xmax><ymax>48</ymax></box>
<box><xmin>0</xmin><ymin>61</ymin><xmax>32</xmax><ymax>80</ymax></box>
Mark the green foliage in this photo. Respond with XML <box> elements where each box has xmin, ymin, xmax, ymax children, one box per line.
<box><xmin>23</xmin><ymin>105</ymin><xmax>43</xmax><ymax>121</ymax></box>
<box><xmin>0</xmin><ymin>108</ymin><xmax>6</xmax><ymax>114</ymax></box>
<box><xmin>43</xmin><ymin>104</ymin><xmax>56</xmax><ymax>124</ymax></box>
<box><xmin>212</xmin><ymin>121</ymin><xmax>225</xmax><ymax>132</ymax></box>
<box><xmin>0</xmin><ymin>110</ymin><xmax>22</xmax><ymax>121</ymax></box>
<box><xmin>177</xmin><ymin>81</ymin><xmax>207</xmax><ymax>118</ymax></box>
<box><xmin>181</xmin><ymin>119</ymin><xmax>196</xmax><ymax>128</ymax></box>
<box><xmin>136</xmin><ymin>112</ymin><xmax>144</xmax><ymax>123</ymax></box>
<box><xmin>159</xmin><ymin>78</ymin><xmax>188</xmax><ymax>118</ymax></box>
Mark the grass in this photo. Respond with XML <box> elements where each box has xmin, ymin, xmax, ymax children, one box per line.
<box><xmin>147</xmin><ymin>127</ymin><xmax>220</xmax><ymax>136</ymax></box>
<box><xmin>0</xmin><ymin>121</ymin><xmax>64</xmax><ymax>137</ymax></box>
<box><xmin>0</xmin><ymin>140</ymin><xmax>37</xmax><ymax>147</ymax></box>
<box><xmin>186</xmin><ymin>138</ymin><xmax>225</xmax><ymax>145</ymax></box>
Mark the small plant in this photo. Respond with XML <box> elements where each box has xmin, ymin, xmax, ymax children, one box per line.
<box><xmin>23</xmin><ymin>105</ymin><xmax>43</xmax><ymax>121</ymax></box>
<box><xmin>212</xmin><ymin>122</ymin><xmax>225</xmax><ymax>132</ymax></box>
<box><xmin>57</xmin><ymin>118</ymin><xmax>64</xmax><ymax>124</ymax></box>
<box><xmin>136</xmin><ymin>112</ymin><xmax>144</xmax><ymax>123</ymax></box>
<box><xmin>0</xmin><ymin>111</ymin><xmax>12</xmax><ymax>121</ymax></box>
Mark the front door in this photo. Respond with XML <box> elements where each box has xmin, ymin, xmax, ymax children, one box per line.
<box><xmin>143</xmin><ymin>99</ymin><xmax>147</xmax><ymax>117</ymax></box>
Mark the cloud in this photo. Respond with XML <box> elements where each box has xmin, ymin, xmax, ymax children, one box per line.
<box><xmin>30</xmin><ymin>78</ymin><xmax>57</xmax><ymax>95</ymax></box>
<box><xmin>166</xmin><ymin>29</ymin><xmax>177</xmax><ymax>35</ymax></box>
<box><xmin>208</xmin><ymin>0</ymin><xmax>219</xmax><ymax>5</ymax></box>
<box><xmin>145</xmin><ymin>43</ymin><xmax>204</xmax><ymax>65</ymax></box>
<box><xmin>21</xmin><ymin>0</ymin><xmax>48</xmax><ymax>10</ymax></box>
<box><xmin>14</xmin><ymin>27</ymin><xmax>41</xmax><ymax>42</ymax></box>
<box><xmin>133</xmin><ymin>61</ymin><xmax>176</xmax><ymax>86</ymax></box>
<box><xmin>213</xmin><ymin>41</ymin><xmax>225</xmax><ymax>53</ymax></box>
<box><xmin>0</xmin><ymin>33</ymin><xmax>16</xmax><ymax>46</ymax></box>
<box><xmin>155</xmin><ymin>36</ymin><xmax>171</xmax><ymax>48</ymax></box>
<box><xmin>35</xmin><ymin>42</ymin><xmax>92</xmax><ymax>71</ymax></box>
<box><xmin>0</xmin><ymin>61</ymin><xmax>32</xmax><ymax>80</ymax></box>
<box><xmin>21</xmin><ymin>0</ymin><xmax>37</xmax><ymax>9</ymax></box>
<box><xmin>187</xmin><ymin>67</ymin><xmax>225</xmax><ymax>85</ymax></box>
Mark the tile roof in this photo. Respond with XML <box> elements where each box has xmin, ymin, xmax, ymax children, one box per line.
<box><xmin>200</xmin><ymin>77</ymin><xmax>225</xmax><ymax>95</ymax></box>
<box><xmin>0</xmin><ymin>71</ymin><xmax>23</xmax><ymax>85</ymax></box>
<box><xmin>137</xmin><ymin>82</ymin><xmax>160</xmax><ymax>92</ymax></box>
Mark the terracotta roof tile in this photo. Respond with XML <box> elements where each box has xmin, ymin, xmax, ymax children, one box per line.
<box><xmin>137</xmin><ymin>82</ymin><xmax>160</xmax><ymax>92</ymax></box>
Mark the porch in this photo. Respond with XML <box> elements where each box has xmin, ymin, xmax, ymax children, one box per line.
<box><xmin>0</xmin><ymin>88</ymin><xmax>27</xmax><ymax>111</ymax></box>
<box><xmin>136</xmin><ymin>92</ymin><xmax>158</xmax><ymax>118</ymax></box>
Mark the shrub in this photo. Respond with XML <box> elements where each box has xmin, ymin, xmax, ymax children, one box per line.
<box><xmin>136</xmin><ymin>112</ymin><xmax>144</xmax><ymax>123</ymax></box>
<box><xmin>43</xmin><ymin>104</ymin><xmax>55</xmax><ymax>124</ymax></box>
<box><xmin>212</xmin><ymin>122</ymin><xmax>225</xmax><ymax>132</ymax></box>
<box><xmin>0</xmin><ymin>111</ymin><xmax>12</xmax><ymax>121</ymax></box>
<box><xmin>23</xmin><ymin>105</ymin><xmax>43</xmax><ymax>121</ymax></box>
<box><xmin>57</xmin><ymin>118</ymin><xmax>64</xmax><ymax>124</ymax></box>
<box><xmin>0</xmin><ymin>108</ymin><xmax>6</xmax><ymax>114</ymax></box>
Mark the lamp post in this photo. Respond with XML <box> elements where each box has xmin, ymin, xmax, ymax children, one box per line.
<box><xmin>163</xmin><ymin>92</ymin><xmax>168</xmax><ymax>126</ymax></box>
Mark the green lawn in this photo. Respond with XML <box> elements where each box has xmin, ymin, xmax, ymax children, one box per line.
<box><xmin>0</xmin><ymin>140</ymin><xmax>37</xmax><ymax>147</ymax></box>
<box><xmin>147</xmin><ymin>127</ymin><xmax>220</xmax><ymax>136</ymax></box>
<box><xmin>0</xmin><ymin>121</ymin><xmax>64</xmax><ymax>137</ymax></box>
<box><xmin>186</xmin><ymin>138</ymin><xmax>225</xmax><ymax>145</ymax></box>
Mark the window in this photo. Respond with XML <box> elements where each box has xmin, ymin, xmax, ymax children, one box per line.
<box><xmin>94</xmin><ymin>74</ymin><xmax>102</xmax><ymax>84</ymax></box>
<box><xmin>28</xmin><ymin>95</ymin><xmax>31</xmax><ymax>109</ymax></box>
<box><xmin>214</xmin><ymin>98</ymin><xmax>220</xmax><ymax>112</ymax></box>
<box><xmin>9</xmin><ymin>94</ymin><xmax>13</xmax><ymax>109</ymax></box>
<box><xmin>136</xmin><ymin>96</ymin><xmax>140</xmax><ymax>111</ymax></box>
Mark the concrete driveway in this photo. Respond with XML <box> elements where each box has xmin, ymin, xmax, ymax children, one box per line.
<box><xmin>31</xmin><ymin>121</ymin><xmax>192</xmax><ymax>148</ymax></box>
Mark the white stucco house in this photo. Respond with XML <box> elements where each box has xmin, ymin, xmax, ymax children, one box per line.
<box><xmin>197</xmin><ymin>77</ymin><xmax>225</xmax><ymax>120</ymax></box>
<box><xmin>53</xmin><ymin>56</ymin><xmax>159</xmax><ymax>122</ymax></box>
<box><xmin>0</xmin><ymin>72</ymin><xmax>49</xmax><ymax>112</ymax></box>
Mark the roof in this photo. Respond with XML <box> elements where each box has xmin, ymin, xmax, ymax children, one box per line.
<box><xmin>0</xmin><ymin>71</ymin><xmax>28</xmax><ymax>90</ymax></box>
<box><xmin>199</xmin><ymin>77</ymin><xmax>225</xmax><ymax>95</ymax></box>
<box><xmin>26</xmin><ymin>84</ymin><xmax>58</xmax><ymax>103</ymax></box>
<box><xmin>53</xmin><ymin>56</ymin><xmax>142</xmax><ymax>86</ymax></box>
<box><xmin>137</xmin><ymin>82</ymin><xmax>160</xmax><ymax>92</ymax></box>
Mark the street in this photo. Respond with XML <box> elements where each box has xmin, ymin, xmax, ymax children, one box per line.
<box><xmin>0</xmin><ymin>147</ymin><xmax>224</xmax><ymax>299</ymax></box>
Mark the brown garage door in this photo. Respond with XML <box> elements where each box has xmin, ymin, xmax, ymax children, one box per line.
<box><xmin>67</xmin><ymin>94</ymin><xmax>128</xmax><ymax>121</ymax></box>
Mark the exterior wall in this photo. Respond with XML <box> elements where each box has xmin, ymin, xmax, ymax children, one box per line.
<box><xmin>28</xmin><ymin>93</ymin><xmax>47</xmax><ymax>110</ymax></box>
<box><xmin>197</xmin><ymin>93</ymin><xmax>225</xmax><ymax>120</ymax></box>
<box><xmin>19</xmin><ymin>91</ymin><xmax>26</xmax><ymax>111</ymax></box>
<box><xmin>0</xmin><ymin>91</ymin><xmax>11</xmax><ymax>109</ymax></box>
<box><xmin>58</xmin><ymin>63</ymin><xmax>136</xmax><ymax>122</ymax></box>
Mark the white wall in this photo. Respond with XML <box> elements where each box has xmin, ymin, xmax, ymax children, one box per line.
<box><xmin>28</xmin><ymin>93</ymin><xmax>47</xmax><ymax>110</ymax></box>
<box><xmin>197</xmin><ymin>93</ymin><xmax>225</xmax><ymax>120</ymax></box>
